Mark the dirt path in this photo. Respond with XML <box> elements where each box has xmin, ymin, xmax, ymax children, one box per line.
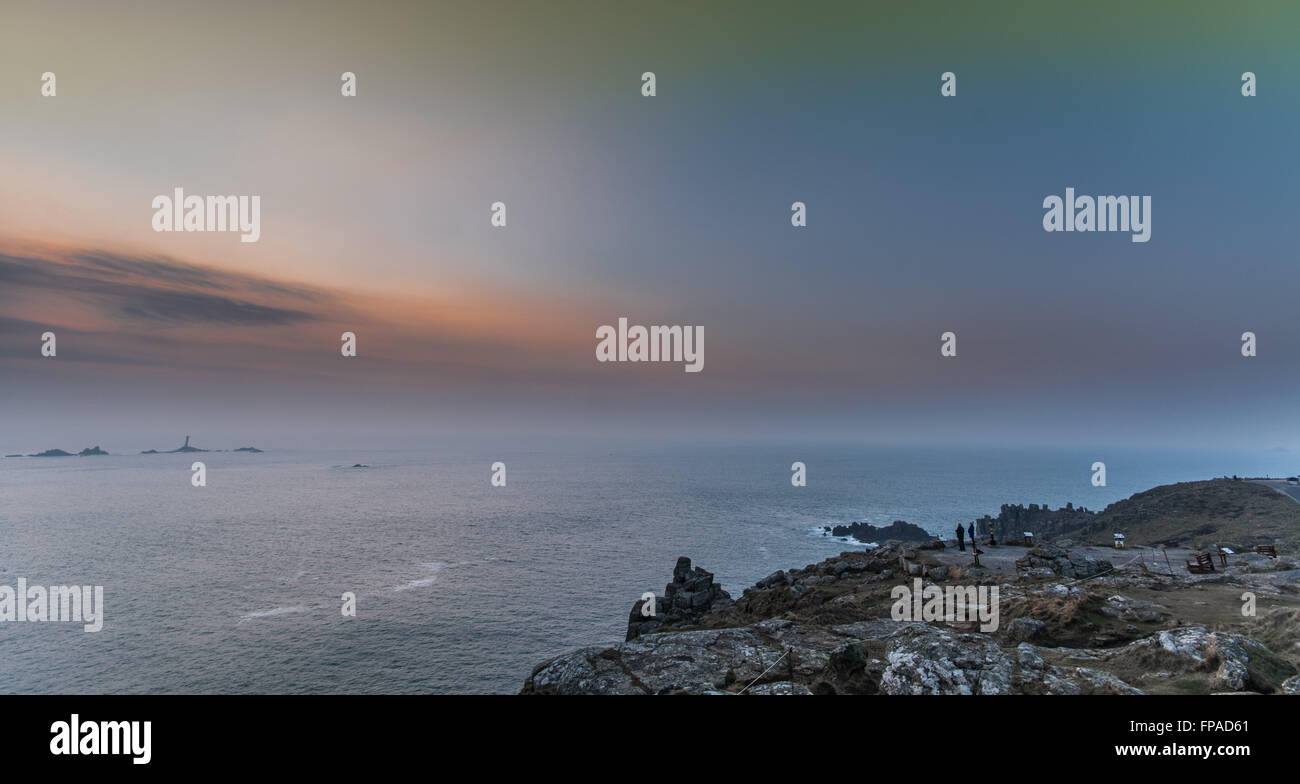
<box><xmin>1250</xmin><ymin>478</ymin><xmax>1300</xmax><ymax>504</ymax></box>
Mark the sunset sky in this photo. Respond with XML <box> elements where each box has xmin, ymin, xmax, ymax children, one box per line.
<box><xmin>2</xmin><ymin>0</ymin><xmax>1299</xmax><ymax>450</ymax></box>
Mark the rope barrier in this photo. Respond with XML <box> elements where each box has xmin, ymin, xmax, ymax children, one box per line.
<box><xmin>734</xmin><ymin>648</ymin><xmax>790</xmax><ymax>695</ymax></box>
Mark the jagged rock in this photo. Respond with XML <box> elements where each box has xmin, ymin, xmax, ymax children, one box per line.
<box><xmin>1005</xmin><ymin>617</ymin><xmax>1047</xmax><ymax>643</ymax></box>
<box><xmin>971</xmin><ymin>503</ymin><xmax>1096</xmax><ymax>545</ymax></box>
<box><xmin>1120</xmin><ymin>627</ymin><xmax>1284</xmax><ymax>692</ymax></box>
<box><xmin>525</xmin><ymin>627</ymin><xmax>783</xmax><ymax>695</ymax></box>
<box><xmin>1012</xmin><ymin>642</ymin><xmax>1146</xmax><ymax>694</ymax></box>
<box><xmin>1042</xmin><ymin>675</ymin><xmax>1084</xmax><ymax>695</ymax></box>
<box><xmin>746</xmin><ymin>681</ymin><xmax>813</xmax><ymax>695</ymax></box>
<box><xmin>827</xmin><ymin>519</ymin><xmax>930</xmax><ymax>542</ymax></box>
<box><xmin>525</xmin><ymin>619</ymin><xmax>877</xmax><ymax>695</ymax></box>
<box><xmin>826</xmin><ymin>641</ymin><xmax>869</xmax><ymax>679</ymax></box>
<box><xmin>627</xmin><ymin>557</ymin><xmax>732</xmax><ymax>641</ymax></box>
<box><xmin>1012</xmin><ymin>643</ymin><xmax>1088</xmax><ymax>694</ymax></box>
<box><xmin>1072</xmin><ymin>555</ymin><xmax>1112</xmax><ymax>578</ymax></box>
<box><xmin>1216</xmin><ymin>659</ymin><xmax>1249</xmax><ymax>691</ymax></box>
<box><xmin>528</xmin><ymin>534</ymin><xmax>1297</xmax><ymax>695</ymax></box>
<box><xmin>880</xmin><ymin>625</ymin><xmax>1015</xmax><ymax>695</ymax></box>
<box><xmin>525</xmin><ymin>614</ymin><xmax>1293</xmax><ymax>695</ymax></box>
<box><xmin>1016</xmin><ymin>642</ymin><xmax>1045</xmax><ymax>671</ymax></box>
<box><xmin>1015</xmin><ymin>545</ymin><xmax>1112</xmax><ymax>579</ymax></box>
<box><xmin>1069</xmin><ymin>667</ymin><xmax>1145</xmax><ymax>695</ymax></box>
<box><xmin>1051</xmin><ymin>584</ymin><xmax>1087</xmax><ymax>598</ymax></box>
<box><xmin>1020</xmin><ymin>544</ymin><xmax>1067</xmax><ymax>562</ymax></box>
<box><xmin>1240</xmin><ymin>553</ymin><xmax>1277</xmax><ymax>573</ymax></box>
<box><xmin>1101</xmin><ymin>595</ymin><xmax>1169</xmax><ymax>623</ymax></box>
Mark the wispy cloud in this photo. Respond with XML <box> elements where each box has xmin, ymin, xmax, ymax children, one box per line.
<box><xmin>0</xmin><ymin>240</ymin><xmax>599</xmax><ymax>385</ymax></box>
<box><xmin>0</xmin><ymin>250</ymin><xmax>325</xmax><ymax>328</ymax></box>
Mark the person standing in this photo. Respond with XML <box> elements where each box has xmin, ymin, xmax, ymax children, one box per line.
<box><xmin>968</xmin><ymin>522</ymin><xmax>975</xmax><ymax>543</ymax></box>
<box><xmin>955</xmin><ymin>523</ymin><xmax>966</xmax><ymax>551</ymax></box>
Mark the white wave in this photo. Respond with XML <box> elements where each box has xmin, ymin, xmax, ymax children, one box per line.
<box><xmin>391</xmin><ymin>562</ymin><xmax>448</xmax><ymax>592</ymax></box>
<box><xmin>810</xmin><ymin>525</ymin><xmax>879</xmax><ymax>548</ymax></box>
<box><xmin>239</xmin><ymin>605</ymin><xmax>307</xmax><ymax>623</ymax></box>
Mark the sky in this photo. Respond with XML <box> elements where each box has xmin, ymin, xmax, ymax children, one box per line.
<box><xmin>2</xmin><ymin>0</ymin><xmax>1299</xmax><ymax>451</ymax></box>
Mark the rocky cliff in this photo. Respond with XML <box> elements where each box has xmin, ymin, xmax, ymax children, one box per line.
<box><xmin>972</xmin><ymin>502</ymin><xmax>1095</xmax><ymax>544</ymax></box>
<box><xmin>972</xmin><ymin>479</ymin><xmax>1300</xmax><ymax>551</ymax></box>
<box><xmin>626</xmin><ymin>557</ymin><xmax>731</xmax><ymax>640</ymax></box>
<box><xmin>523</xmin><ymin>537</ymin><xmax>1300</xmax><ymax>695</ymax></box>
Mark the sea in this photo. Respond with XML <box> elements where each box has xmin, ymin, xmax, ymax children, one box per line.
<box><xmin>0</xmin><ymin>441</ymin><xmax>1293</xmax><ymax>694</ymax></box>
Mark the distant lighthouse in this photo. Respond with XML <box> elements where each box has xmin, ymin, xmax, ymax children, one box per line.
<box><xmin>183</xmin><ymin>435</ymin><xmax>190</xmax><ymax>449</ymax></box>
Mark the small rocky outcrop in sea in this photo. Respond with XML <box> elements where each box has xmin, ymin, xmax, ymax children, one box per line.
<box><xmin>168</xmin><ymin>435</ymin><xmax>206</xmax><ymax>453</ymax></box>
<box><xmin>29</xmin><ymin>449</ymin><xmax>73</xmax><ymax>457</ymax></box>
<box><xmin>233</xmin><ymin>446</ymin><xmax>263</xmax><ymax>453</ymax></box>
<box><xmin>77</xmin><ymin>446</ymin><xmax>108</xmax><ymax>456</ymax></box>
<box><xmin>824</xmin><ymin>519</ymin><xmax>931</xmax><ymax>542</ymax></box>
<box><xmin>626</xmin><ymin>557</ymin><xmax>732</xmax><ymax>641</ymax></box>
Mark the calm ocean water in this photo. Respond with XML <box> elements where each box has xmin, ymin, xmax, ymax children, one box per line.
<box><xmin>0</xmin><ymin>442</ymin><xmax>1293</xmax><ymax>694</ymax></box>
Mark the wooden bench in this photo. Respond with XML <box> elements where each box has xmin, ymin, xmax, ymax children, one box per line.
<box><xmin>1185</xmin><ymin>552</ymin><xmax>1215</xmax><ymax>574</ymax></box>
<box><xmin>1255</xmin><ymin>544</ymin><xmax>1277</xmax><ymax>558</ymax></box>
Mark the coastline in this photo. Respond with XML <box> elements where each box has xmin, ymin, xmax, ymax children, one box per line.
<box><xmin>523</xmin><ymin>478</ymin><xmax>1300</xmax><ymax>695</ymax></box>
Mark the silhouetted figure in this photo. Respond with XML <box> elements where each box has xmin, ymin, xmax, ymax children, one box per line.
<box><xmin>968</xmin><ymin>522</ymin><xmax>975</xmax><ymax>542</ymax></box>
<box><xmin>955</xmin><ymin>523</ymin><xmax>965</xmax><ymax>551</ymax></box>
